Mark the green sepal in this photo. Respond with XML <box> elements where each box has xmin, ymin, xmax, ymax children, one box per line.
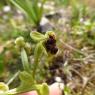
<box><xmin>30</xmin><ymin>32</ymin><xmax>46</xmax><ymax>42</ymax></box>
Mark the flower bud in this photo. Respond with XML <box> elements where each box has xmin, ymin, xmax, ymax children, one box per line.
<box><xmin>0</xmin><ymin>82</ymin><xmax>9</xmax><ymax>92</ymax></box>
<box><xmin>25</xmin><ymin>43</ymin><xmax>32</xmax><ymax>54</ymax></box>
<box><xmin>5</xmin><ymin>40</ymin><xmax>14</xmax><ymax>49</ymax></box>
<box><xmin>15</xmin><ymin>36</ymin><xmax>25</xmax><ymax>47</ymax></box>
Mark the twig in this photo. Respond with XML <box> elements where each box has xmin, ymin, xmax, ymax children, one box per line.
<box><xmin>60</xmin><ymin>39</ymin><xmax>87</xmax><ymax>56</ymax></box>
<box><xmin>80</xmin><ymin>72</ymin><xmax>95</xmax><ymax>95</ymax></box>
<box><xmin>73</xmin><ymin>53</ymin><xmax>95</xmax><ymax>63</ymax></box>
<box><xmin>71</xmin><ymin>68</ymin><xmax>83</xmax><ymax>80</ymax></box>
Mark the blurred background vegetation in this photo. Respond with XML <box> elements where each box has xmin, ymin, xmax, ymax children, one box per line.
<box><xmin>0</xmin><ymin>0</ymin><xmax>95</xmax><ymax>95</ymax></box>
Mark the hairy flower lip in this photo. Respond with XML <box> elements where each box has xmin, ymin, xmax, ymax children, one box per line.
<box><xmin>44</xmin><ymin>34</ymin><xmax>58</xmax><ymax>55</ymax></box>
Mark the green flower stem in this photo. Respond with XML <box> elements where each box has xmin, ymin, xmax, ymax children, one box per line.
<box><xmin>32</xmin><ymin>54</ymin><xmax>39</xmax><ymax>79</ymax></box>
<box><xmin>32</xmin><ymin>42</ymin><xmax>44</xmax><ymax>79</ymax></box>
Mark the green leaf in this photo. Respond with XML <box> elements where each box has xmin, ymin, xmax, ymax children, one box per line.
<box><xmin>10</xmin><ymin>0</ymin><xmax>37</xmax><ymax>26</ymax></box>
<box><xmin>17</xmin><ymin>71</ymin><xmax>35</xmax><ymax>93</ymax></box>
<box><xmin>37</xmin><ymin>0</ymin><xmax>47</xmax><ymax>22</ymax></box>
<box><xmin>19</xmin><ymin>71</ymin><xmax>34</xmax><ymax>85</ymax></box>
<box><xmin>10</xmin><ymin>0</ymin><xmax>46</xmax><ymax>26</ymax></box>
<box><xmin>30</xmin><ymin>32</ymin><xmax>46</xmax><ymax>42</ymax></box>
<box><xmin>21</xmin><ymin>49</ymin><xmax>30</xmax><ymax>72</ymax></box>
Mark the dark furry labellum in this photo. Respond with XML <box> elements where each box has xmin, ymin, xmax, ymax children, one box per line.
<box><xmin>44</xmin><ymin>35</ymin><xmax>58</xmax><ymax>54</ymax></box>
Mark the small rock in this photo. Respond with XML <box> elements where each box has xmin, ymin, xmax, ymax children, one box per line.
<box><xmin>37</xmin><ymin>17</ymin><xmax>54</xmax><ymax>33</ymax></box>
